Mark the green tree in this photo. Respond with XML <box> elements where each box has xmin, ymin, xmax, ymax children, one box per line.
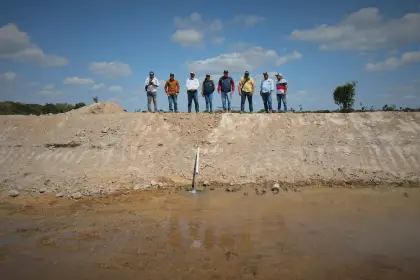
<box><xmin>382</xmin><ymin>104</ymin><xmax>396</xmax><ymax>111</ymax></box>
<box><xmin>333</xmin><ymin>81</ymin><xmax>357</xmax><ymax>112</ymax></box>
<box><xmin>42</xmin><ymin>103</ymin><xmax>60</xmax><ymax>114</ymax></box>
<box><xmin>74</xmin><ymin>102</ymin><xmax>86</xmax><ymax>109</ymax></box>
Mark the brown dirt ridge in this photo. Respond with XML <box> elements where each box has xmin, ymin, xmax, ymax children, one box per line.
<box><xmin>0</xmin><ymin>102</ymin><xmax>419</xmax><ymax>197</ymax></box>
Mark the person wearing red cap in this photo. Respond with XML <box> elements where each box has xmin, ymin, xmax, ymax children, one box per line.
<box><xmin>217</xmin><ymin>70</ymin><xmax>235</xmax><ymax>112</ymax></box>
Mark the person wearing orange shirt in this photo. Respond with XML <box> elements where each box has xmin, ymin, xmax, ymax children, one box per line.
<box><xmin>164</xmin><ymin>73</ymin><xmax>180</xmax><ymax>112</ymax></box>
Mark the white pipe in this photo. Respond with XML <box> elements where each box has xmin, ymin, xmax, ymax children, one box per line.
<box><xmin>195</xmin><ymin>147</ymin><xmax>200</xmax><ymax>175</ymax></box>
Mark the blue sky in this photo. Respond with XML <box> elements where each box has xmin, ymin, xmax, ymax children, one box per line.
<box><xmin>1</xmin><ymin>0</ymin><xmax>419</xmax><ymax>112</ymax></box>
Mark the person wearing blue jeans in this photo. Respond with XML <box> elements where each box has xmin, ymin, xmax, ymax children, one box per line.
<box><xmin>202</xmin><ymin>74</ymin><xmax>215</xmax><ymax>113</ymax></box>
<box><xmin>168</xmin><ymin>94</ymin><xmax>178</xmax><ymax>112</ymax></box>
<box><xmin>164</xmin><ymin>73</ymin><xmax>180</xmax><ymax>112</ymax></box>
<box><xmin>221</xmin><ymin>92</ymin><xmax>232</xmax><ymax>111</ymax></box>
<box><xmin>217</xmin><ymin>70</ymin><xmax>235</xmax><ymax>112</ymax></box>
<box><xmin>275</xmin><ymin>73</ymin><xmax>288</xmax><ymax>112</ymax></box>
<box><xmin>238</xmin><ymin>71</ymin><xmax>255</xmax><ymax>113</ymax></box>
<box><xmin>260</xmin><ymin>72</ymin><xmax>274</xmax><ymax>113</ymax></box>
<box><xmin>186</xmin><ymin>72</ymin><xmax>200</xmax><ymax>113</ymax></box>
<box><xmin>276</xmin><ymin>94</ymin><xmax>287</xmax><ymax>111</ymax></box>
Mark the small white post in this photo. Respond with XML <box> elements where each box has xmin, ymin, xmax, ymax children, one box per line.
<box><xmin>192</xmin><ymin>147</ymin><xmax>200</xmax><ymax>191</ymax></box>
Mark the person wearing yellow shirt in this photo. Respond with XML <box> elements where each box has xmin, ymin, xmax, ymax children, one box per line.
<box><xmin>238</xmin><ymin>71</ymin><xmax>255</xmax><ymax>113</ymax></box>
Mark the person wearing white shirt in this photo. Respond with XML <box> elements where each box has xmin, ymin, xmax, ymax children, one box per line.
<box><xmin>144</xmin><ymin>71</ymin><xmax>160</xmax><ymax>112</ymax></box>
<box><xmin>186</xmin><ymin>72</ymin><xmax>200</xmax><ymax>113</ymax></box>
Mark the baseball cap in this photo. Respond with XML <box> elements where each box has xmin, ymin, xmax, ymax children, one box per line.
<box><xmin>244</xmin><ymin>71</ymin><xmax>249</xmax><ymax>75</ymax></box>
<box><xmin>223</xmin><ymin>69</ymin><xmax>228</xmax><ymax>73</ymax></box>
<box><xmin>275</xmin><ymin>72</ymin><xmax>283</xmax><ymax>76</ymax></box>
<box><xmin>149</xmin><ymin>71</ymin><xmax>154</xmax><ymax>75</ymax></box>
<box><xmin>190</xmin><ymin>72</ymin><xmax>195</xmax><ymax>75</ymax></box>
<box><xmin>170</xmin><ymin>72</ymin><xmax>174</xmax><ymax>76</ymax></box>
<box><xmin>206</xmin><ymin>73</ymin><xmax>210</xmax><ymax>76</ymax></box>
<box><xmin>263</xmin><ymin>72</ymin><xmax>268</xmax><ymax>75</ymax></box>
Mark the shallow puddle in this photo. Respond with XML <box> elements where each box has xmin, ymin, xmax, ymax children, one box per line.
<box><xmin>1</xmin><ymin>187</ymin><xmax>420</xmax><ymax>279</ymax></box>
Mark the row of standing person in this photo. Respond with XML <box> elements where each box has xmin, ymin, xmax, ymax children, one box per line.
<box><xmin>144</xmin><ymin>69</ymin><xmax>288</xmax><ymax>113</ymax></box>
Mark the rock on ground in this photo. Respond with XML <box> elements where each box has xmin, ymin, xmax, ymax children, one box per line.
<box><xmin>272</xmin><ymin>183</ymin><xmax>280</xmax><ymax>194</ymax></box>
<box><xmin>133</xmin><ymin>184</ymin><xmax>151</xmax><ymax>191</ymax></box>
<box><xmin>9</xmin><ymin>190</ymin><xmax>19</xmax><ymax>197</ymax></box>
<box><xmin>71</xmin><ymin>192</ymin><xmax>82</xmax><ymax>199</ymax></box>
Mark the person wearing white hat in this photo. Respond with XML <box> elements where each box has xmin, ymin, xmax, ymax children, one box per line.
<box><xmin>275</xmin><ymin>73</ymin><xmax>288</xmax><ymax>112</ymax></box>
<box><xmin>144</xmin><ymin>71</ymin><xmax>160</xmax><ymax>112</ymax></box>
<box><xmin>186</xmin><ymin>72</ymin><xmax>200</xmax><ymax>113</ymax></box>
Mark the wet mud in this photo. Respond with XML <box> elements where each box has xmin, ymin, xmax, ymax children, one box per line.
<box><xmin>1</xmin><ymin>187</ymin><xmax>420</xmax><ymax>280</ymax></box>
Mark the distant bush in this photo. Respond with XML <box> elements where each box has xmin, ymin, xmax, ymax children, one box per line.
<box><xmin>382</xmin><ymin>104</ymin><xmax>396</xmax><ymax>111</ymax></box>
<box><xmin>0</xmin><ymin>101</ymin><xmax>86</xmax><ymax>115</ymax></box>
<box><xmin>333</xmin><ymin>81</ymin><xmax>357</xmax><ymax>112</ymax></box>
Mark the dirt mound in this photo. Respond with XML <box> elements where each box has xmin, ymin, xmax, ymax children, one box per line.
<box><xmin>0</xmin><ymin>112</ymin><xmax>419</xmax><ymax>197</ymax></box>
<box><xmin>72</xmin><ymin>102</ymin><xmax>124</xmax><ymax>115</ymax></box>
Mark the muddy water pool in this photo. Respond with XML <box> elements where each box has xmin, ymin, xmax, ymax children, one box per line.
<box><xmin>1</xmin><ymin>187</ymin><xmax>420</xmax><ymax>279</ymax></box>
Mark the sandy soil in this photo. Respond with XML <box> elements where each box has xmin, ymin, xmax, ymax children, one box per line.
<box><xmin>1</xmin><ymin>187</ymin><xmax>420</xmax><ymax>279</ymax></box>
<box><xmin>0</xmin><ymin>103</ymin><xmax>419</xmax><ymax>197</ymax></box>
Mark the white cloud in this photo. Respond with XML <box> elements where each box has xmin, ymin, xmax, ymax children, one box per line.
<box><xmin>290</xmin><ymin>8</ymin><xmax>420</xmax><ymax>51</ymax></box>
<box><xmin>172</xmin><ymin>13</ymin><xmax>222</xmax><ymax>47</ymax></box>
<box><xmin>91</xmin><ymin>83</ymin><xmax>105</xmax><ymax>90</ymax></box>
<box><xmin>231</xmin><ymin>15</ymin><xmax>265</xmax><ymax>27</ymax></box>
<box><xmin>171</xmin><ymin>29</ymin><xmax>204</xmax><ymax>46</ymax></box>
<box><xmin>212</xmin><ymin>36</ymin><xmax>225</xmax><ymax>45</ymax></box>
<box><xmin>365</xmin><ymin>51</ymin><xmax>420</xmax><ymax>71</ymax></box>
<box><xmin>0</xmin><ymin>23</ymin><xmax>68</xmax><ymax>66</ymax></box>
<box><xmin>277</xmin><ymin>51</ymin><xmax>302</xmax><ymax>65</ymax></box>
<box><xmin>89</xmin><ymin>61</ymin><xmax>132</xmax><ymax>78</ymax></box>
<box><xmin>403</xmin><ymin>95</ymin><xmax>417</xmax><ymax>99</ymax></box>
<box><xmin>63</xmin><ymin>76</ymin><xmax>94</xmax><ymax>85</ymax></box>
<box><xmin>38</xmin><ymin>84</ymin><xmax>62</xmax><ymax>95</ymax></box>
<box><xmin>2</xmin><ymin>71</ymin><xmax>16</xmax><ymax>81</ymax></box>
<box><xmin>188</xmin><ymin>47</ymin><xmax>302</xmax><ymax>73</ymax></box>
<box><xmin>230</xmin><ymin>42</ymin><xmax>252</xmax><ymax>52</ymax></box>
<box><xmin>108</xmin><ymin>85</ymin><xmax>123</xmax><ymax>92</ymax></box>
<box><xmin>210</xmin><ymin>19</ymin><xmax>223</xmax><ymax>31</ymax></box>
<box><xmin>174</xmin><ymin>13</ymin><xmax>223</xmax><ymax>32</ymax></box>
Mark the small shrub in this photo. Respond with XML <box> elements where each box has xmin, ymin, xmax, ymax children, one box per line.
<box><xmin>333</xmin><ymin>81</ymin><xmax>357</xmax><ymax>112</ymax></box>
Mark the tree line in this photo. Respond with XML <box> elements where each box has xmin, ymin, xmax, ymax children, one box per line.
<box><xmin>0</xmin><ymin>101</ymin><xmax>86</xmax><ymax>115</ymax></box>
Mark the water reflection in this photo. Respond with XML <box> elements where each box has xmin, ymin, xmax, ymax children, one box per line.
<box><xmin>165</xmin><ymin>215</ymin><xmax>253</xmax><ymax>254</ymax></box>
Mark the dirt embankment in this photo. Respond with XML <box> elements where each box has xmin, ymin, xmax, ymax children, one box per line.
<box><xmin>0</xmin><ymin>103</ymin><xmax>419</xmax><ymax>197</ymax></box>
